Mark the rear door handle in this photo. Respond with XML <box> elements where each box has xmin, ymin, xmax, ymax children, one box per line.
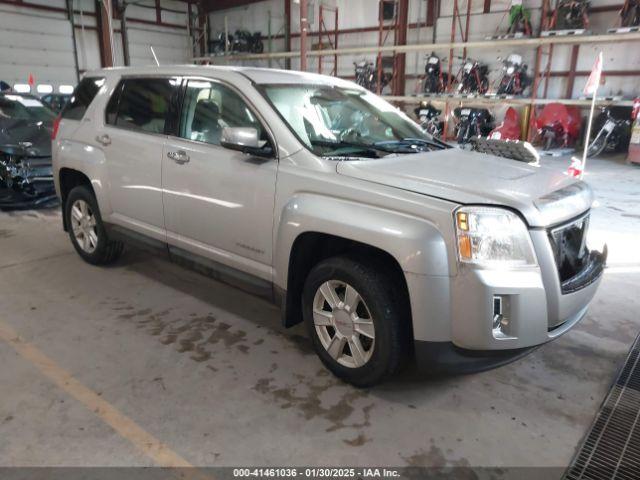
<box><xmin>95</xmin><ymin>134</ymin><xmax>111</xmax><ymax>146</ymax></box>
<box><xmin>167</xmin><ymin>150</ymin><xmax>190</xmax><ymax>164</ymax></box>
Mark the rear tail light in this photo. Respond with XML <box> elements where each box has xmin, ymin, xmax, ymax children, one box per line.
<box><xmin>51</xmin><ymin>114</ymin><xmax>62</xmax><ymax>140</ymax></box>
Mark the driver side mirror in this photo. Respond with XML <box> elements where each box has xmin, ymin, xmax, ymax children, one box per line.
<box><xmin>220</xmin><ymin>127</ymin><xmax>273</xmax><ymax>158</ymax></box>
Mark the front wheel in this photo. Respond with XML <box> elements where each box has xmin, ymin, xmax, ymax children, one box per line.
<box><xmin>587</xmin><ymin>131</ymin><xmax>608</xmax><ymax>157</ymax></box>
<box><xmin>65</xmin><ymin>185</ymin><xmax>124</xmax><ymax>265</ymax></box>
<box><xmin>303</xmin><ymin>256</ymin><xmax>408</xmax><ymax>387</ymax></box>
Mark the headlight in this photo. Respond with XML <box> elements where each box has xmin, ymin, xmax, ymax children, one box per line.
<box><xmin>455</xmin><ymin>207</ymin><xmax>537</xmax><ymax>267</ymax></box>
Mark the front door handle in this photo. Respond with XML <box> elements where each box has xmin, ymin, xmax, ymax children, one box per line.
<box><xmin>95</xmin><ymin>134</ymin><xmax>111</xmax><ymax>146</ymax></box>
<box><xmin>167</xmin><ymin>150</ymin><xmax>190</xmax><ymax>164</ymax></box>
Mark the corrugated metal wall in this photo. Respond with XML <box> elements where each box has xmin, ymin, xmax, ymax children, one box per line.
<box><xmin>0</xmin><ymin>0</ymin><xmax>192</xmax><ymax>94</ymax></box>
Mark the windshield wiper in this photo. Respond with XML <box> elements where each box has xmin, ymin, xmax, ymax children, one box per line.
<box><xmin>374</xmin><ymin>137</ymin><xmax>450</xmax><ymax>152</ymax></box>
<box><xmin>310</xmin><ymin>139</ymin><xmax>389</xmax><ymax>158</ymax></box>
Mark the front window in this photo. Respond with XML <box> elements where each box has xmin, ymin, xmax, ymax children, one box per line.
<box><xmin>0</xmin><ymin>94</ymin><xmax>56</xmax><ymax>122</ymax></box>
<box><xmin>261</xmin><ymin>84</ymin><xmax>446</xmax><ymax>158</ymax></box>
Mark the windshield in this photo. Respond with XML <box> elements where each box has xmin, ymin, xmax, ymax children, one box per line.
<box><xmin>261</xmin><ymin>84</ymin><xmax>446</xmax><ymax>158</ymax></box>
<box><xmin>0</xmin><ymin>94</ymin><xmax>56</xmax><ymax>123</ymax></box>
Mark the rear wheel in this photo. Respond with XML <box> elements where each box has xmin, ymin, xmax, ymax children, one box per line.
<box><xmin>302</xmin><ymin>256</ymin><xmax>408</xmax><ymax>387</ymax></box>
<box><xmin>65</xmin><ymin>186</ymin><xmax>123</xmax><ymax>265</ymax></box>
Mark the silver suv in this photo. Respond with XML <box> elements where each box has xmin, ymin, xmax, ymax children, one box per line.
<box><xmin>52</xmin><ymin>66</ymin><xmax>606</xmax><ymax>386</ymax></box>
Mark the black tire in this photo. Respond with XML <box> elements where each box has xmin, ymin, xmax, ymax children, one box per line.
<box><xmin>65</xmin><ymin>185</ymin><xmax>124</xmax><ymax>265</ymax></box>
<box><xmin>302</xmin><ymin>256</ymin><xmax>408</xmax><ymax>387</ymax></box>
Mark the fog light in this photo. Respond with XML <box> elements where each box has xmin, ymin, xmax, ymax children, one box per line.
<box><xmin>492</xmin><ymin>295</ymin><xmax>511</xmax><ymax>337</ymax></box>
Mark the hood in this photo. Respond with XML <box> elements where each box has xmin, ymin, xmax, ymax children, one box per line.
<box><xmin>0</xmin><ymin>118</ymin><xmax>53</xmax><ymax>157</ymax></box>
<box><xmin>336</xmin><ymin>148</ymin><xmax>593</xmax><ymax>227</ymax></box>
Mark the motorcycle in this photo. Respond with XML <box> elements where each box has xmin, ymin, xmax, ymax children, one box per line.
<box><xmin>453</xmin><ymin>106</ymin><xmax>494</xmax><ymax>144</ymax></box>
<box><xmin>414</xmin><ymin>102</ymin><xmax>444</xmax><ymax>138</ymax></box>
<box><xmin>354</xmin><ymin>61</ymin><xmax>391</xmax><ymax>93</ymax></box>
<box><xmin>496</xmin><ymin>54</ymin><xmax>530</xmax><ymax>96</ymax></box>
<box><xmin>586</xmin><ymin>107</ymin><xmax>632</xmax><ymax>157</ymax></box>
<box><xmin>209</xmin><ymin>30</ymin><xmax>264</xmax><ymax>55</ymax></box>
<box><xmin>423</xmin><ymin>52</ymin><xmax>449</xmax><ymax>94</ymax></box>
<box><xmin>620</xmin><ymin>0</ymin><xmax>640</xmax><ymax>27</ymax></box>
<box><xmin>550</xmin><ymin>0</ymin><xmax>590</xmax><ymax>30</ymax></box>
<box><xmin>456</xmin><ymin>58</ymin><xmax>489</xmax><ymax>95</ymax></box>
<box><xmin>507</xmin><ymin>2</ymin><xmax>533</xmax><ymax>35</ymax></box>
<box><xmin>535</xmin><ymin>102</ymin><xmax>582</xmax><ymax>150</ymax></box>
<box><xmin>489</xmin><ymin>107</ymin><xmax>521</xmax><ymax>141</ymax></box>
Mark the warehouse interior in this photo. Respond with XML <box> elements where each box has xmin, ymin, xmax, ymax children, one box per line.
<box><xmin>1</xmin><ymin>0</ymin><xmax>640</xmax><ymax>478</ymax></box>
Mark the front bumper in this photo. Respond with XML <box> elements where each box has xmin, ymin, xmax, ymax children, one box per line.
<box><xmin>0</xmin><ymin>156</ymin><xmax>57</xmax><ymax>209</ymax></box>
<box><xmin>447</xmin><ymin>228</ymin><xmax>605</xmax><ymax>351</ymax></box>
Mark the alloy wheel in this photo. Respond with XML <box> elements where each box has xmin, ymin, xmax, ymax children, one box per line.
<box><xmin>70</xmin><ymin>199</ymin><xmax>98</xmax><ymax>254</ymax></box>
<box><xmin>312</xmin><ymin>280</ymin><xmax>375</xmax><ymax>368</ymax></box>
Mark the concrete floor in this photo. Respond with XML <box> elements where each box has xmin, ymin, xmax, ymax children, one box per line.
<box><xmin>0</xmin><ymin>154</ymin><xmax>639</xmax><ymax>470</ymax></box>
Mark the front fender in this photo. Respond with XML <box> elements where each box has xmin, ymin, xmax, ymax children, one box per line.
<box><xmin>274</xmin><ymin>193</ymin><xmax>452</xmax><ymax>289</ymax></box>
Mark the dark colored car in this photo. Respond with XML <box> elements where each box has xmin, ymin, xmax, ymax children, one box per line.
<box><xmin>0</xmin><ymin>92</ymin><xmax>58</xmax><ymax>208</ymax></box>
<box><xmin>41</xmin><ymin>93</ymin><xmax>72</xmax><ymax>113</ymax></box>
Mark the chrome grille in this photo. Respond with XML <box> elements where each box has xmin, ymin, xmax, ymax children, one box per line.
<box><xmin>565</xmin><ymin>333</ymin><xmax>640</xmax><ymax>480</ymax></box>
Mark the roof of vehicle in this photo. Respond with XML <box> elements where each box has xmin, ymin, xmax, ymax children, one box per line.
<box><xmin>85</xmin><ymin>65</ymin><xmax>360</xmax><ymax>89</ymax></box>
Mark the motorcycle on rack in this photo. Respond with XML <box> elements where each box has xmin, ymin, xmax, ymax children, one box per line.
<box><xmin>535</xmin><ymin>103</ymin><xmax>582</xmax><ymax>150</ymax></box>
<box><xmin>586</xmin><ymin>107</ymin><xmax>632</xmax><ymax>157</ymax></box>
<box><xmin>496</xmin><ymin>54</ymin><xmax>530</xmax><ymax>96</ymax></box>
<box><xmin>549</xmin><ymin>0</ymin><xmax>590</xmax><ymax>30</ymax></box>
<box><xmin>423</xmin><ymin>52</ymin><xmax>449</xmax><ymax>94</ymax></box>
<box><xmin>456</xmin><ymin>58</ymin><xmax>490</xmax><ymax>95</ymax></box>
<box><xmin>507</xmin><ymin>1</ymin><xmax>533</xmax><ymax>35</ymax></box>
<box><xmin>232</xmin><ymin>30</ymin><xmax>264</xmax><ymax>53</ymax></box>
<box><xmin>414</xmin><ymin>101</ymin><xmax>444</xmax><ymax>138</ymax></box>
<box><xmin>209</xmin><ymin>30</ymin><xmax>264</xmax><ymax>55</ymax></box>
<box><xmin>453</xmin><ymin>106</ymin><xmax>494</xmax><ymax>144</ymax></box>
<box><xmin>619</xmin><ymin>0</ymin><xmax>640</xmax><ymax>27</ymax></box>
<box><xmin>354</xmin><ymin>61</ymin><xmax>391</xmax><ymax>93</ymax></box>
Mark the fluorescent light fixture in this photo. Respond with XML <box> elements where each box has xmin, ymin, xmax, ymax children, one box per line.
<box><xmin>59</xmin><ymin>85</ymin><xmax>74</xmax><ymax>94</ymax></box>
<box><xmin>37</xmin><ymin>84</ymin><xmax>53</xmax><ymax>94</ymax></box>
<box><xmin>13</xmin><ymin>84</ymin><xmax>31</xmax><ymax>93</ymax></box>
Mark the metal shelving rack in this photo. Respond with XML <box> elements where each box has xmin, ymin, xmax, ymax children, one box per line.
<box><xmin>194</xmin><ymin>1</ymin><xmax>640</xmax><ymax>140</ymax></box>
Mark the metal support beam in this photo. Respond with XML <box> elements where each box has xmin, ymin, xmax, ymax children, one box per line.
<box><xmin>284</xmin><ymin>0</ymin><xmax>291</xmax><ymax>69</ymax></box>
<box><xmin>96</xmin><ymin>0</ymin><xmax>115</xmax><ymax>67</ymax></box>
<box><xmin>66</xmin><ymin>0</ymin><xmax>81</xmax><ymax>82</ymax></box>
<box><xmin>299</xmin><ymin>0</ymin><xmax>309</xmax><ymax>71</ymax></box>
<box><xmin>565</xmin><ymin>45</ymin><xmax>580</xmax><ymax>98</ymax></box>
<box><xmin>393</xmin><ymin>0</ymin><xmax>408</xmax><ymax>95</ymax></box>
<box><xmin>118</xmin><ymin>1</ymin><xmax>130</xmax><ymax>66</ymax></box>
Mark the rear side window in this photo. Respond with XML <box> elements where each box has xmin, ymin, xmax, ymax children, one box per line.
<box><xmin>62</xmin><ymin>77</ymin><xmax>105</xmax><ymax>120</ymax></box>
<box><xmin>106</xmin><ymin>78</ymin><xmax>173</xmax><ymax>134</ymax></box>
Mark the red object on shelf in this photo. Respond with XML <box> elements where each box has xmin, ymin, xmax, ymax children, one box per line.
<box><xmin>489</xmin><ymin>107</ymin><xmax>521</xmax><ymax>141</ymax></box>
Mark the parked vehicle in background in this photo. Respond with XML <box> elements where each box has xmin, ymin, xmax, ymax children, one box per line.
<box><xmin>0</xmin><ymin>92</ymin><xmax>57</xmax><ymax>208</ymax></box>
<box><xmin>587</xmin><ymin>106</ymin><xmax>632</xmax><ymax>157</ymax></box>
<box><xmin>209</xmin><ymin>30</ymin><xmax>264</xmax><ymax>55</ymax></box>
<box><xmin>414</xmin><ymin>101</ymin><xmax>444</xmax><ymax>138</ymax></box>
<box><xmin>52</xmin><ymin>66</ymin><xmax>605</xmax><ymax>386</ymax></box>
<box><xmin>535</xmin><ymin>102</ymin><xmax>582</xmax><ymax>150</ymax></box>
<box><xmin>496</xmin><ymin>54</ymin><xmax>530</xmax><ymax>96</ymax></box>
<box><xmin>454</xmin><ymin>106</ymin><xmax>494</xmax><ymax>143</ymax></box>
<box><xmin>41</xmin><ymin>93</ymin><xmax>72</xmax><ymax>113</ymax></box>
<box><xmin>423</xmin><ymin>52</ymin><xmax>449</xmax><ymax>94</ymax></box>
<box><xmin>550</xmin><ymin>0</ymin><xmax>590</xmax><ymax>30</ymax></box>
<box><xmin>456</xmin><ymin>58</ymin><xmax>489</xmax><ymax>94</ymax></box>
<box><xmin>619</xmin><ymin>0</ymin><xmax>640</xmax><ymax>27</ymax></box>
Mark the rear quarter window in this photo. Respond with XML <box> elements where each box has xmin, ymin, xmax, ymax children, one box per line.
<box><xmin>62</xmin><ymin>77</ymin><xmax>105</xmax><ymax>120</ymax></box>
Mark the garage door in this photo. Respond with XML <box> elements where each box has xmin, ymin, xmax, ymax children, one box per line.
<box><xmin>0</xmin><ymin>3</ymin><xmax>77</xmax><ymax>93</ymax></box>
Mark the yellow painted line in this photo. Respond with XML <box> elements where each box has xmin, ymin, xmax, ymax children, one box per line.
<box><xmin>0</xmin><ymin>320</ymin><xmax>212</xmax><ymax>478</ymax></box>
